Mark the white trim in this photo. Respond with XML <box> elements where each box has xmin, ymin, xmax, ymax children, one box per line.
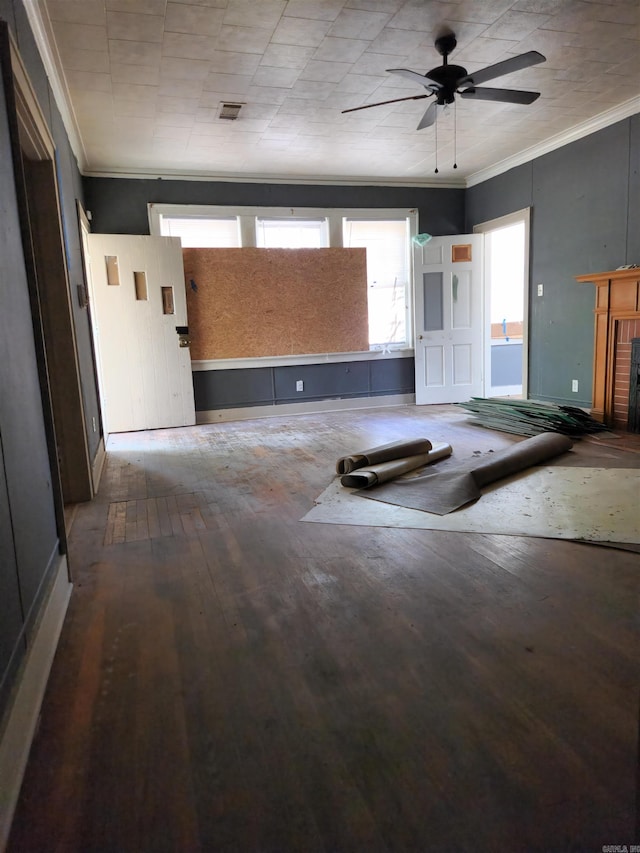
<box><xmin>86</xmin><ymin>168</ymin><xmax>463</xmax><ymax>188</ymax></box>
<box><xmin>474</xmin><ymin>208</ymin><xmax>530</xmax><ymax>400</ymax></box>
<box><xmin>0</xmin><ymin>554</ymin><xmax>72</xmax><ymax>850</ymax></box>
<box><xmin>196</xmin><ymin>393</ymin><xmax>415</xmax><ymax>423</ymax></box>
<box><xmin>466</xmin><ymin>97</ymin><xmax>640</xmax><ymax>188</ymax></box>
<box><xmin>21</xmin><ymin>0</ymin><xmax>86</xmax><ymax>169</ymax></box>
<box><xmin>91</xmin><ymin>435</ymin><xmax>106</xmax><ymax>493</ymax></box>
<box><xmin>191</xmin><ymin>348</ymin><xmax>414</xmax><ymax>371</ymax></box>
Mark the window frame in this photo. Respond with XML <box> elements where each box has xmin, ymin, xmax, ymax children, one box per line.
<box><xmin>148</xmin><ymin>203</ymin><xmax>418</xmax><ymax>356</ymax></box>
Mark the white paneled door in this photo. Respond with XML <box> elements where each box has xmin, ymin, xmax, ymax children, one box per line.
<box><xmin>414</xmin><ymin>235</ymin><xmax>484</xmax><ymax>404</ymax></box>
<box><xmin>85</xmin><ymin>234</ymin><xmax>195</xmax><ymax>434</ymax></box>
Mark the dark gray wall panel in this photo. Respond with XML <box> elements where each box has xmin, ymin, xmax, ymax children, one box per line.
<box><xmin>0</xmin><ymin>18</ymin><xmax>59</xmax><ymax>717</ymax></box>
<box><xmin>465</xmin><ymin>163</ymin><xmax>532</xmax><ymax>230</ymax></box>
<box><xmin>50</xmin><ymin>100</ymin><xmax>101</xmax><ymax>458</ymax></box>
<box><xmin>12</xmin><ymin>0</ymin><xmax>51</xmax><ymax>128</ymax></box>
<box><xmin>275</xmin><ymin>362</ymin><xmax>369</xmax><ymax>402</ymax></box>
<box><xmin>370</xmin><ymin>357</ymin><xmax>415</xmax><ymax>393</ymax></box>
<box><xmin>0</xmin><ymin>4</ymin><xmax>16</xmax><ymax>30</ymax></box>
<box><xmin>528</xmin><ymin>121</ymin><xmax>630</xmax><ymax>404</ymax></box>
<box><xmin>0</xmin><ymin>447</ymin><xmax>25</xmax><ymax>714</ymax></box>
<box><xmin>465</xmin><ymin>116</ymin><xmax>637</xmax><ymax>407</ymax></box>
<box><xmin>194</xmin><ymin>368</ymin><xmax>274</xmax><ymax>410</ymax></box>
<box><xmin>83</xmin><ymin>177</ymin><xmax>465</xmax><ymax>238</ymax></box>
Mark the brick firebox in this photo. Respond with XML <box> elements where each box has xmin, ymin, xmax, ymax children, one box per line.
<box><xmin>575</xmin><ymin>268</ymin><xmax>640</xmax><ymax>429</ymax></box>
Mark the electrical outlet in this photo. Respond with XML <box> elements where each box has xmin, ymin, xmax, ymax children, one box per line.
<box><xmin>571</xmin><ymin>379</ymin><xmax>579</xmax><ymax>393</ymax></box>
<box><xmin>537</xmin><ymin>283</ymin><xmax>544</xmax><ymax>297</ymax></box>
<box><xmin>296</xmin><ymin>380</ymin><xmax>304</xmax><ymax>392</ymax></box>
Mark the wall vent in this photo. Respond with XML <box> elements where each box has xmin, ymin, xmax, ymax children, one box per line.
<box><xmin>218</xmin><ymin>102</ymin><xmax>243</xmax><ymax>120</ymax></box>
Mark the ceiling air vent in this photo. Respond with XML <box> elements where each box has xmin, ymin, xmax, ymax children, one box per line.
<box><xmin>218</xmin><ymin>102</ymin><xmax>243</xmax><ymax>121</ymax></box>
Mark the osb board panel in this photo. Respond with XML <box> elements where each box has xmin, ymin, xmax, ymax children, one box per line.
<box><xmin>183</xmin><ymin>248</ymin><xmax>369</xmax><ymax>359</ymax></box>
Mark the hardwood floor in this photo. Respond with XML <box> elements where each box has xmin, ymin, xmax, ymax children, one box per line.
<box><xmin>8</xmin><ymin>405</ymin><xmax>639</xmax><ymax>852</ymax></box>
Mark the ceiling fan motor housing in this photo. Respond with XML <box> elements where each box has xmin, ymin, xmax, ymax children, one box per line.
<box><xmin>425</xmin><ymin>64</ymin><xmax>468</xmax><ymax>104</ymax></box>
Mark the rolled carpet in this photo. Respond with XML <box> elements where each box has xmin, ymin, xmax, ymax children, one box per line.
<box><xmin>340</xmin><ymin>442</ymin><xmax>453</xmax><ymax>488</ymax></box>
<box><xmin>336</xmin><ymin>437</ymin><xmax>433</xmax><ymax>475</ymax></box>
<box><xmin>359</xmin><ymin>432</ymin><xmax>573</xmax><ymax>515</ymax></box>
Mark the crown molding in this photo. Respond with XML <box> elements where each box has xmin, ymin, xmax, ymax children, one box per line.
<box><xmin>21</xmin><ymin>0</ymin><xmax>87</xmax><ymax>169</ymax></box>
<box><xmin>466</xmin><ymin>97</ymin><xmax>640</xmax><ymax>188</ymax></box>
<box><xmin>80</xmin><ymin>166</ymin><xmax>465</xmax><ymax>189</ymax></box>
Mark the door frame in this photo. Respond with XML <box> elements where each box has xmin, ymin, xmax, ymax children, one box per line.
<box><xmin>473</xmin><ymin>207</ymin><xmax>530</xmax><ymax>399</ymax></box>
<box><xmin>2</xmin><ymin>27</ymin><xmax>93</xmax><ymax>527</ymax></box>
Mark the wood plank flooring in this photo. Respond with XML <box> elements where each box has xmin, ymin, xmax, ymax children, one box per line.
<box><xmin>8</xmin><ymin>405</ymin><xmax>640</xmax><ymax>852</ymax></box>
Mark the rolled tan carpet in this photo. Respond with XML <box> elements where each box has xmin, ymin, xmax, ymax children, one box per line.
<box><xmin>340</xmin><ymin>443</ymin><xmax>453</xmax><ymax>488</ymax></box>
<box><xmin>359</xmin><ymin>432</ymin><xmax>574</xmax><ymax>515</ymax></box>
<box><xmin>336</xmin><ymin>437</ymin><xmax>433</xmax><ymax>475</ymax></box>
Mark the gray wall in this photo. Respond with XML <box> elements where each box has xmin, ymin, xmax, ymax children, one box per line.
<box><xmin>467</xmin><ymin>116</ymin><xmax>640</xmax><ymax>406</ymax></box>
<box><xmin>83</xmin><ymin>177</ymin><xmax>465</xmax><ymax>409</ymax></box>
<box><xmin>0</xmin><ymin>5</ymin><xmax>99</xmax><ymax>720</ymax></box>
<box><xmin>83</xmin><ymin>177</ymin><xmax>465</xmax><ymax>239</ymax></box>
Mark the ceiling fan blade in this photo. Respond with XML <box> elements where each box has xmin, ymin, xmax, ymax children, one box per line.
<box><xmin>459</xmin><ymin>87</ymin><xmax>540</xmax><ymax>104</ymax></box>
<box><xmin>417</xmin><ymin>101</ymin><xmax>439</xmax><ymax>130</ymax></box>
<box><xmin>387</xmin><ymin>68</ymin><xmax>442</xmax><ymax>90</ymax></box>
<box><xmin>458</xmin><ymin>51</ymin><xmax>545</xmax><ymax>86</ymax></box>
<box><xmin>342</xmin><ymin>93</ymin><xmax>430</xmax><ymax>115</ymax></box>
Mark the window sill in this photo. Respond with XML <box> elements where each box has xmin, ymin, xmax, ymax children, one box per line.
<box><xmin>191</xmin><ymin>348</ymin><xmax>414</xmax><ymax>371</ymax></box>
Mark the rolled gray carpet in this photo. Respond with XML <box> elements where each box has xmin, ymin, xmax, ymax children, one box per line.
<box><xmin>359</xmin><ymin>432</ymin><xmax>574</xmax><ymax>515</ymax></box>
<box><xmin>340</xmin><ymin>443</ymin><xmax>452</xmax><ymax>488</ymax></box>
<box><xmin>336</xmin><ymin>437</ymin><xmax>433</xmax><ymax>475</ymax></box>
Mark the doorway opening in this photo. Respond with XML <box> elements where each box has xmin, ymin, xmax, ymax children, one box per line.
<box><xmin>475</xmin><ymin>209</ymin><xmax>530</xmax><ymax>399</ymax></box>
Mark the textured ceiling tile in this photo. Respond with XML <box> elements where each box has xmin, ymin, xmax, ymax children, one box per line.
<box><xmin>112</xmin><ymin>81</ymin><xmax>158</xmax><ymax>100</ymax></box>
<box><xmin>350</xmin><ymin>50</ymin><xmax>405</xmax><ymax>75</ymax></box>
<box><xmin>313</xmin><ymin>36</ymin><xmax>369</xmax><ymax>62</ymax></box>
<box><xmin>223</xmin><ymin>0</ymin><xmax>287</xmax><ymax>29</ymax></box>
<box><xmin>299</xmin><ymin>59</ymin><xmax>352</xmax><ymax>82</ymax></box>
<box><xmin>367</xmin><ymin>27</ymin><xmax>426</xmax><ymax>54</ymax></box>
<box><xmin>327</xmin><ymin>9</ymin><xmax>391</xmax><ymax>40</ymax></box>
<box><xmin>159</xmin><ymin>96</ymin><xmax>200</xmax><ymax>113</ymax></box>
<box><xmin>52</xmin><ymin>21</ymin><xmax>108</xmax><ymax>53</ymax></box>
<box><xmin>160</xmin><ymin>57</ymin><xmax>212</xmax><ymax>81</ymax></box>
<box><xmin>155</xmin><ymin>111</ymin><xmax>196</xmax><ymax>127</ymax></box>
<box><xmin>202</xmin><ymin>72</ymin><xmax>253</xmax><ymax>93</ymax></box>
<box><xmin>215</xmin><ymin>25</ymin><xmax>274</xmax><ymax>53</ymax></box>
<box><xmin>162</xmin><ymin>32</ymin><xmax>219</xmax><ymax>60</ymax></box>
<box><xmin>289</xmin><ymin>79</ymin><xmax>337</xmax><ymax>99</ymax></box>
<box><xmin>261</xmin><ymin>43</ymin><xmax>317</xmax><ymax>69</ymax></box>
<box><xmin>447</xmin><ymin>0</ymin><xmax>514</xmax><ymax>25</ymax></box>
<box><xmin>165</xmin><ymin>3</ymin><xmax>225</xmax><ymax>36</ymax></box>
<box><xmin>455</xmin><ymin>36</ymin><xmax>520</xmax><ymax>63</ymax></box>
<box><xmin>65</xmin><ymin>70</ymin><xmax>113</xmax><ymax>92</ymax></box>
<box><xmin>106</xmin><ymin>0</ymin><xmax>167</xmax><ymax>14</ymax></box>
<box><xmin>270</xmin><ymin>16</ymin><xmax>332</xmax><ymax>47</ymax></box>
<box><xmin>333</xmin><ymin>72</ymin><xmax>386</xmax><ymax>94</ymax></box>
<box><xmin>387</xmin><ymin>1</ymin><xmax>463</xmax><ymax>31</ymax></box>
<box><xmin>284</xmin><ymin>0</ymin><xmax>346</xmax><ymax>22</ymax></box>
<box><xmin>252</xmin><ymin>65</ymin><xmax>301</xmax><ymax>88</ymax></box>
<box><xmin>158</xmin><ymin>77</ymin><xmax>206</xmax><ymax>97</ymax></box>
<box><xmin>62</xmin><ymin>49</ymin><xmax>110</xmax><ymax>73</ymax></box>
<box><xmin>112</xmin><ymin>64</ymin><xmax>160</xmax><ymax>85</ymax></box>
<box><xmin>109</xmin><ymin>39</ymin><xmax>162</xmax><ymax>66</ymax></box>
<box><xmin>482</xmin><ymin>10</ymin><xmax>553</xmax><ymax>40</ymax></box>
<box><xmin>207</xmin><ymin>50</ymin><xmax>262</xmax><ymax>74</ymax></box>
<box><xmin>170</xmin><ymin>0</ymin><xmax>227</xmax><ymax>6</ymax></box>
<box><xmin>107</xmin><ymin>11</ymin><xmax>164</xmax><ymax>42</ymax></box>
<box><xmin>46</xmin><ymin>1</ymin><xmax>106</xmax><ymax>26</ymax></box>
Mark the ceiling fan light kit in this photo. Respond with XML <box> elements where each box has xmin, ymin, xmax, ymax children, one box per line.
<box><xmin>343</xmin><ymin>30</ymin><xmax>546</xmax><ymax>174</ymax></box>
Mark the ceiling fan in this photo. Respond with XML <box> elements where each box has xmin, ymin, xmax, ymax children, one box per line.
<box><xmin>342</xmin><ymin>30</ymin><xmax>546</xmax><ymax>130</ymax></box>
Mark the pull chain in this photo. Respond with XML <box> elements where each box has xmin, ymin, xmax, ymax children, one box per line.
<box><xmin>453</xmin><ymin>99</ymin><xmax>458</xmax><ymax>169</ymax></box>
<box><xmin>434</xmin><ymin>107</ymin><xmax>439</xmax><ymax>174</ymax></box>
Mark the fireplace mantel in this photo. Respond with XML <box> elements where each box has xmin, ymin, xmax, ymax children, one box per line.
<box><xmin>575</xmin><ymin>268</ymin><xmax>640</xmax><ymax>426</ymax></box>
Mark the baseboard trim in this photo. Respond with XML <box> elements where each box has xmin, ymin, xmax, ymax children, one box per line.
<box><xmin>91</xmin><ymin>435</ymin><xmax>106</xmax><ymax>494</ymax></box>
<box><xmin>0</xmin><ymin>556</ymin><xmax>72</xmax><ymax>851</ymax></box>
<box><xmin>196</xmin><ymin>393</ymin><xmax>416</xmax><ymax>424</ymax></box>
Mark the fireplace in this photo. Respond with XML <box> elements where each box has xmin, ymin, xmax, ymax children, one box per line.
<box><xmin>575</xmin><ymin>268</ymin><xmax>640</xmax><ymax>429</ymax></box>
<box><xmin>630</xmin><ymin>338</ymin><xmax>640</xmax><ymax>433</ymax></box>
